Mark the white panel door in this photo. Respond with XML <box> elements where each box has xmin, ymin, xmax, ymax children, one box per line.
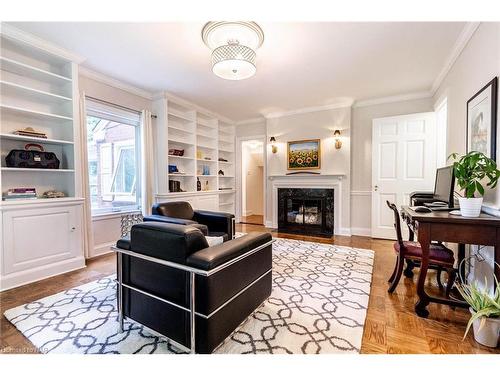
<box><xmin>371</xmin><ymin>112</ymin><xmax>437</xmax><ymax>239</ymax></box>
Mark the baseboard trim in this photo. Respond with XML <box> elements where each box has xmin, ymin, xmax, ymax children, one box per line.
<box><xmin>0</xmin><ymin>257</ymin><xmax>86</xmax><ymax>292</ymax></box>
<box><xmin>351</xmin><ymin>227</ymin><xmax>372</xmax><ymax>237</ymax></box>
<box><xmin>88</xmin><ymin>241</ymin><xmax>116</xmax><ymax>259</ymax></box>
<box><xmin>337</xmin><ymin>228</ymin><xmax>352</xmax><ymax>236</ymax></box>
<box><xmin>264</xmin><ymin>220</ymin><xmax>275</xmax><ymax>228</ymax></box>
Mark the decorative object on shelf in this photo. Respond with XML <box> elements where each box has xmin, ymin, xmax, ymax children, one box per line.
<box><xmin>197</xmin><ymin>150</ymin><xmax>203</xmax><ymax>159</ymax></box>
<box><xmin>333</xmin><ymin>130</ymin><xmax>342</xmax><ymax>150</ymax></box>
<box><xmin>219</xmin><ymin>187</ymin><xmax>233</xmax><ymax>190</ymax></box>
<box><xmin>204</xmin><ymin>180</ymin><xmax>210</xmax><ymax>191</ymax></box>
<box><xmin>218</xmin><ymin>169</ymin><xmax>224</xmax><ymax>176</ymax></box>
<box><xmin>13</xmin><ymin>127</ymin><xmax>47</xmax><ymax>139</ymax></box>
<box><xmin>287</xmin><ymin>139</ymin><xmax>321</xmax><ymax>170</ymax></box>
<box><xmin>449</xmin><ymin>151</ymin><xmax>500</xmax><ymax>217</ymax></box>
<box><xmin>201</xmin><ymin>21</ymin><xmax>264</xmax><ymax>80</ymax></box>
<box><xmin>168</xmin><ymin>148</ymin><xmax>184</xmax><ymax>156</ymax></box>
<box><xmin>2</xmin><ymin>187</ymin><xmax>37</xmax><ymax>201</ymax></box>
<box><xmin>218</xmin><ymin>157</ymin><xmax>228</xmax><ymax>162</ymax></box>
<box><xmin>270</xmin><ymin>136</ymin><xmax>278</xmax><ymax>154</ymax></box>
<box><xmin>6</xmin><ymin>143</ymin><xmax>60</xmax><ymax>169</ymax></box>
<box><xmin>42</xmin><ymin>190</ymin><xmax>66</xmax><ymax>199</ymax></box>
<box><xmin>202</xmin><ymin>165</ymin><xmax>210</xmax><ymax>175</ymax></box>
<box><xmin>120</xmin><ymin>212</ymin><xmax>144</xmax><ymax>238</ymax></box>
<box><xmin>455</xmin><ymin>262</ymin><xmax>500</xmax><ymax>348</ymax></box>
<box><xmin>197</xmin><ymin>177</ymin><xmax>202</xmax><ymax>191</ymax></box>
<box><xmin>169</xmin><ymin>180</ymin><xmax>182</xmax><ymax>193</ymax></box>
<box><xmin>467</xmin><ymin>77</ymin><xmax>498</xmax><ymax>160</ymax></box>
<box><xmin>168</xmin><ymin>165</ymin><xmax>179</xmax><ymax>174</ymax></box>
<box><xmin>204</xmin><ymin>157</ymin><xmax>212</xmax><ymax>160</ymax></box>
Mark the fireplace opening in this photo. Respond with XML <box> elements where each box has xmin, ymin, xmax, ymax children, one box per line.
<box><xmin>278</xmin><ymin>188</ymin><xmax>334</xmax><ymax>237</ymax></box>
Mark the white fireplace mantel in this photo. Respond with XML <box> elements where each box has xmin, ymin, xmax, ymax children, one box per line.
<box><xmin>268</xmin><ymin>174</ymin><xmax>347</xmax><ymax>235</ymax></box>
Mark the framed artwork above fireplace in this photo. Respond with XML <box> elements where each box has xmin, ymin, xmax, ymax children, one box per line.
<box><xmin>287</xmin><ymin>139</ymin><xmax>321</xmax><ymax>170</ymax></box>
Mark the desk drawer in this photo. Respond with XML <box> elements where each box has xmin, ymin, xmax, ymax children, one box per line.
<box><xmin>429</xmin><ymin>223</ymin><xmax>497</xmax><ymax>245</ymax></box>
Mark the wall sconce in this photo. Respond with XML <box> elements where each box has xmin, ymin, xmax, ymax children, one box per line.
<box><xmin>333</xmin><ymin>130</ymin><xmax>342</xmax><ymax>149</ymax></box>
<box><xmin>270</xmin><ymin>136</ymin><xmax>278</xmax><ymax>154</ymax></box>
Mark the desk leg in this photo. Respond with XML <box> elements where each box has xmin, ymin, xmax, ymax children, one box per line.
<box><xmin>415</xmin><ymin>223</ymin><xmax>431</xmax><ymax>318</ymax></box>
<box><xmin>458</xmin><ymin>244</ymin><xmax>466</xmax><ymax>280</ymax></box>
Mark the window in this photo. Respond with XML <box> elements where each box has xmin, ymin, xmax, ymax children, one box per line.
<box><xmin>86</xmin><ymin>99</ymin><xmax>141</xmax><ymax>215</ymax></box>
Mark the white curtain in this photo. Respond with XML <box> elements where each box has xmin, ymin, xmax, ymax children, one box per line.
<box><xmin>141</xmin><ymin>110</ymin><xmax>155</xmax><ymax>216</ymax></box>
<box><xmin>79</xmin><ymin>94</ymin><xmax>94</xmax><ymax>258</ymax></box>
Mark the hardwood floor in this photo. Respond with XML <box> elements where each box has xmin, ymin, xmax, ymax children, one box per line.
<box><xmin>1</xmin><ymin>223</ymin><xmax>499</xmax><ymax>354</ymax></box>
<box><xmin>240</xmin><ymin>214</ymin><xmax>264</xmax><ymax>225</ymax></box>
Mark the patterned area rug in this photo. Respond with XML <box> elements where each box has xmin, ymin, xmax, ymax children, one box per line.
<box><xmin>4</xmin><ymin>238</ymin><xmax>374</xmax><ymax>354</ymax></box>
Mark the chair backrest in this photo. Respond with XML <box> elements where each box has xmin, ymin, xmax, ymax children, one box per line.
<box><xmin>130</xmin><ymin>222</ymin><xmax>208</xmax><ymax>264</ymax></box>
<box><xmin>386</xmin><ymin>201</ymin><xmax>404</xmax><ymax>245</ymax></box>
<box><xmin>152</xmin><ymin>201</ymin><xmax>195</xmax><ymax>220</ymax></box>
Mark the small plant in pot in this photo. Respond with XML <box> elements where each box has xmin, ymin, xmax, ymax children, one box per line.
<box><xmin>449</xmin><ymin>151</ymin><xmax>500</xmax><ymax>217</ymax></box>
<box><xmin>455</xmin><ymin>267</ymin><xmax>500</xmax><ymax>348</ymax></box>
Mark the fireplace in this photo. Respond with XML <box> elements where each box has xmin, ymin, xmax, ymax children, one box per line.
<box><xmin>278</xmin><ymin>188</ymin><xmax>334</xmax><ymax>237</ymax></box>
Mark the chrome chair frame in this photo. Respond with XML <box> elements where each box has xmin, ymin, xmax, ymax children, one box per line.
<box><xmin>112</xmin><ymin>238</ymin><xmax>274</xmax><ymax>354</ymax></box>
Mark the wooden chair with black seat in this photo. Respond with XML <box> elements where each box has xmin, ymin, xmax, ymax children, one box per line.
<box><xmin>386</xmin><ymin>201</ymin><xmax>457</xmax><ymax>296</ymax></box>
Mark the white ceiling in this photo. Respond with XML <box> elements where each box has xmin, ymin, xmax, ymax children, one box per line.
<box><xmin>10</xmin><ymin>22</ymin><xmax>466</xmax><ymax>121</ymax></box>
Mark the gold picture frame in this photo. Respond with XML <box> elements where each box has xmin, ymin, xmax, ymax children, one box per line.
<box><xmin>287</xmin><ymin>139</ymin><xmax>321</xmax><ymax>170</ymax></box>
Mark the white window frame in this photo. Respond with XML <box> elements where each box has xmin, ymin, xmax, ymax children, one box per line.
<box><xmin>86</xmin><ymin>98</ymin><xmax>142</xmax><ymax>216</ymax></box>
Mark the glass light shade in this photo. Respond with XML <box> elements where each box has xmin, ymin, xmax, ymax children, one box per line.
<box><xmin>212</xmin><ymin>44</ymin><xmax>256</xmax><ymax>80</ymax></box>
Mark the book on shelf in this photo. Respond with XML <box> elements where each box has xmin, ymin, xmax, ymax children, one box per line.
<box><xmin>3</xmin><ymin>187</ymin><xmax>37</xmax><ymax>200</ymax></box>
<box><xmin>7</xmin><ymin>187</ymin><xmax>37</xmax><ymax>195</ymax></box>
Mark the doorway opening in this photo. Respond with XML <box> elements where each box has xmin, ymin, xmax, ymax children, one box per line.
<box><xmin>241</xmin><ymin>139</ymin><xmax>265</xmax><ymax>225</ymax></box>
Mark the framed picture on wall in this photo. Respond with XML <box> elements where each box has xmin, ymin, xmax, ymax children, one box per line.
<box><xmin>287</xmin><ymin>139</ymin><xmax>321</xmax><ymax>170</ymax></box>
<box><xmin>466</xmin><ymin>77</ymin><xmax>498</xmax><ymax>160</ymax></box>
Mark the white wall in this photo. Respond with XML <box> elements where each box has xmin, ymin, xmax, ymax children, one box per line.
<box><xmin>246</xmin><ymin>151</ymin><xmax>264</xmax><ymax>216</ymax></box>
<box><xmin>79</xmin><ymin>73</ymin><xmax>153</xmax><ymax>258</ymax></box>
<box><xmin>266</xmin><ymin>107</ymin><xmax>351</xmax><ymax>231</ymax></box>
<box><xmin>350</xmin><ymin>97</ymin><xmax>434</xmax><ymax>235</ymax></box>
<box><xmin>432</xmin><ymin>22</ymin><xmax>500</xmax><ymax>288</ymax></box>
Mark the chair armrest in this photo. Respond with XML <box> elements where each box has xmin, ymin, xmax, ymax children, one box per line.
<box><xmin>193</xmin><ymin>210</ymin><xmax>234</xmax><ymax>238</ymax></box>
<box><xmin>186</xmin><ymin>232</ymin><xmax>272</xmax><ymax>271</ymax></box>
<box><xmin>144</xmin><ymin>215</ymin><xmax>198</xmax><ymax>226</ymax></box>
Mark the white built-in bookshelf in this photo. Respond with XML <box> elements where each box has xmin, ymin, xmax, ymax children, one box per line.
<box><xmin>0</xmin><ymin>33</ymin><xmax>80</xmax><ymax>203</ymax></box>
<box><xmin>0</xmin><ymin>27</ymin><xmax>84</xmax><ymax>291</ymax></box>
<box><xmin>153</xmin><ymin>95</ymin><xmax>236</xmax><ymax>214</ymax></box>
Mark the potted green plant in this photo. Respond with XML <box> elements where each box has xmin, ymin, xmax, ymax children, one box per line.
<box><xmin>455</xmin><ymin>270</ymin><xmax>500</xmax><ymax>348</ymax></box>
<box><xmin>449</xmin><ymin>151</ymin><xmax>500</xmax><ymax>217</ymax></box>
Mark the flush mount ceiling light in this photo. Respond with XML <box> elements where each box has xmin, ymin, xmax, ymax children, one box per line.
<box><xmin>202</xmin><ymin>21</ymin><xmax>264</xmax><ymax>80</ymax></box>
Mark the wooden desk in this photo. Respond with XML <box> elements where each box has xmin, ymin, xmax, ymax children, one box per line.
<box><xmin>401</xmin><ymin>206</ymin><xmax>500</xmax><ymax>318</ymax></box>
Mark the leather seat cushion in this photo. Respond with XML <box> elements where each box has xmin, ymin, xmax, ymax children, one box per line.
<box><xmin>394</xmin><ymin>241</ymin><xmax>455</xmax><ymax>264</ymax></box>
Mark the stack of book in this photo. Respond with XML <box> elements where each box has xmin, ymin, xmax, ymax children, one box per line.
<box><xmin>13</xmin><ymin>127</ymin><xmax>47</xmax><ymax>139</ymax></box>
<box><xmin>2</xmin><ymin>188</ymin><xmax>37</xmax><ymax>201</ymax></box>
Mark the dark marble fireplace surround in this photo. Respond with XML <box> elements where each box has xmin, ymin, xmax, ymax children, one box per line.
<box><xmin>278</xmin><ymin>188</ymin><xmax>334</xmax><ymax>237</ymax></box>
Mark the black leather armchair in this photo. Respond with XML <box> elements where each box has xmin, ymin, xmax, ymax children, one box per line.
<box><xmin>114</xmin><ymin>222</ymin><xmax>273</xmax><ymax>354</ymax></box>
<box><xmin>144</xmin><ymin>201</ymin><xmax>235</xmax><ymax>241</ymax></box>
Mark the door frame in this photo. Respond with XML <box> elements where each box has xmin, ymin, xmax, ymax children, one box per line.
<box><xmin>235</xmin><ymin>135</ymin><xmax>267</xmax><ymax>224</ymax></box>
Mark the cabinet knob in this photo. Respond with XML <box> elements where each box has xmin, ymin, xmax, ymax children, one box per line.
<box><xmin>71</xmin><ymin>226</ymin><xmax>76</xmax><ymax>231</ymax></box>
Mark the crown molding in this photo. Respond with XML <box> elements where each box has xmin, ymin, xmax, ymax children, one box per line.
<box><xmin>235</xmin><ymin>117</ymin><xmax>266</xmax><ymax>126</ymax></box>
<box><xmin>79</xmin><ymin>66</ymin><xmax>154</xmax><ymax>100</ymax></box>
<box><xmin>352</xmin><ymin>91</ymin><xmax>432</xmax><ymax>108</ymax></box>
<box><xmin>264</xmin><ymin>100</ymin><xmax>354</xmax><ymax>119</ymax></box>
<box><xmin>0</xmin><ymin>23</ymin><xmax>85</xmax><ymax>63</ymax></box>
<box><xmin>153</xmin><ymin>91</ymin><xmax>236</xmax><ymax>124</ymax></box>
<box><xmin>430</xmin><ymin>22</ymin><xmax>481</xmax><ymax>95</ymax></box>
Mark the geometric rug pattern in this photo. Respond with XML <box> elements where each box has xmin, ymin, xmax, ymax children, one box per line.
<box><xmin>4</xmin><ymin>238</ymin><xmax>374</xmax><ymax>354</ymax></box>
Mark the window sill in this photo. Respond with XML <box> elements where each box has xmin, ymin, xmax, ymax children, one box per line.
<box><xmin>92</xmin><ymin>210</ymin><xmax>142</xmax><ymax>221</ymax></box>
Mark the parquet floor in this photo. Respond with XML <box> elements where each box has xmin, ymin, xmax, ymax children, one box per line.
<box><xmin>1</xmin><ymin>223</ymin><xmax>498</xmax><ymax>354</ymax></box>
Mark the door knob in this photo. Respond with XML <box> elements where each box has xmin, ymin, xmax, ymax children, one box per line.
<box><xmin>374</xmin><ymin>185</ymin><xmax>379</xmax><ymax>191</ymax></box>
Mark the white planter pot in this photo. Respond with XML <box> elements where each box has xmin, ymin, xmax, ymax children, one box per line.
<box><xmin>458</xmin><ymin>197</ymin><xmax>483</xmax><ymax>217</ymax></box>
<box><xmin>470</xmin><ymin>308</ymin><xmax>500</xmax><ymax>348</ymax></box>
